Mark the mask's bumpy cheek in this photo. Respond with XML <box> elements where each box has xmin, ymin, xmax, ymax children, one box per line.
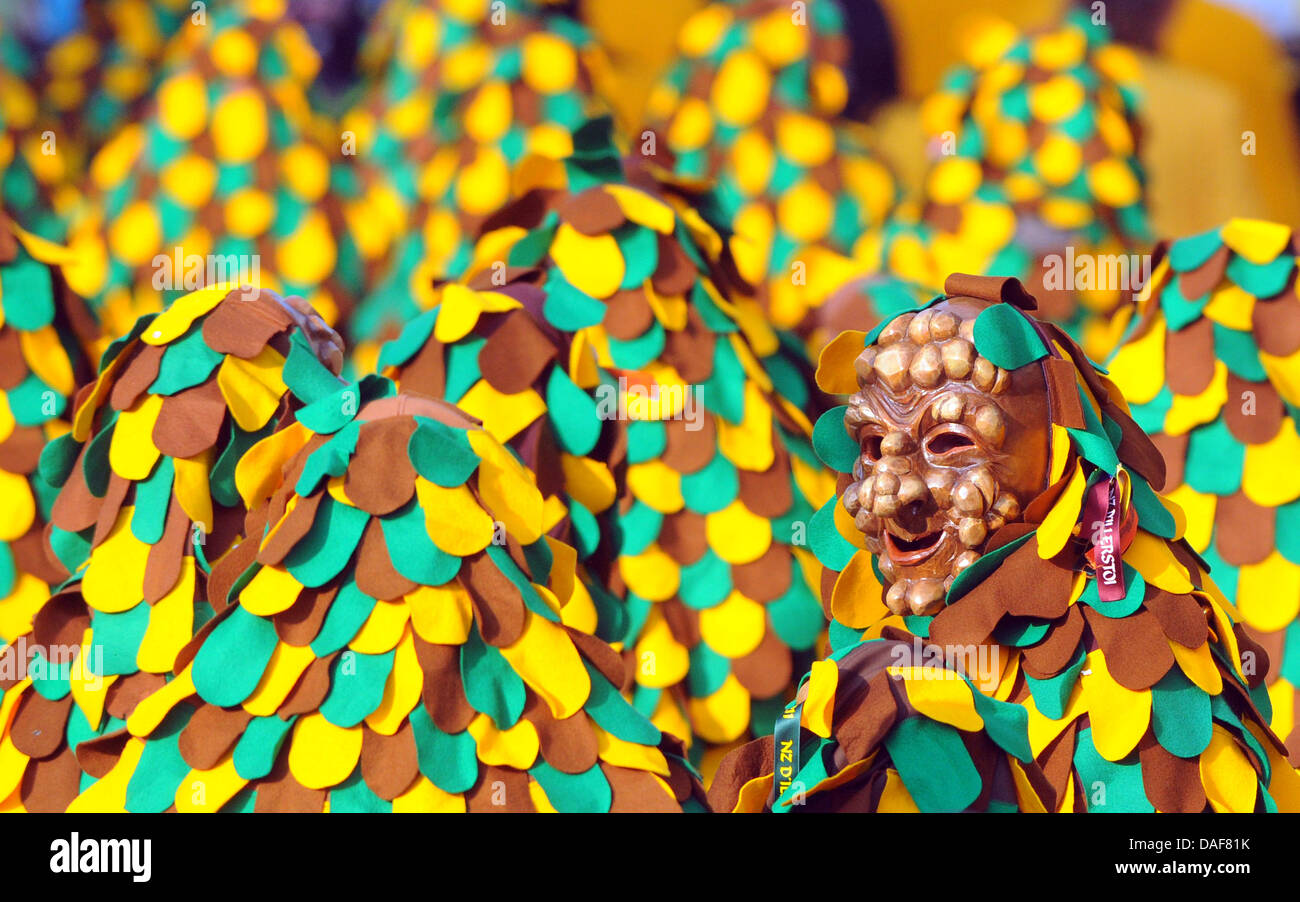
<box><xmin>944</xmin><ymin>461</ymin><xmax>1023</xmax><ymax>543</ymax></box>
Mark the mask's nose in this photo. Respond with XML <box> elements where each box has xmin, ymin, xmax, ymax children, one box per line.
<box><xmin>895</xmin><ymin>499</ymin><xmax>931</xmax><ymax>536</ymax></box>
<box><xmin>860</xmin><ymin>430</ymin><xmax>931</xmax><ymax>527</ymax></box>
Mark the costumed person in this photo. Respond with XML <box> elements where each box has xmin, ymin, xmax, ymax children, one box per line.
<box><xmin>869</xmin><ymin>0</ymin><xmax>1300</xmax><ymax>231</ymax></box>
<box><xmin>375</xmin><ymin>116</ymin><xmax>834</xmax><ymax>777</ymax></box>
<box><xmin>871</xmin><ymin>10</ymin><xmax>1151</xmax><ymax>362</ymax></box>
<box><xmin>1</xmin><ymin>283</ymin><xmax>703</xmax><ymax>812</ymax></box>
<box><xmin>340</xmin><ymin>0</ymin><xmax>613</xmax><ymax>367</ymax></box>
<box><xmin>0</xmin><ymin>210</ymin><xmax>101</xmax><ymax>646</ymax></box>
<box><xmin>1107</xmin><ymin>218</ymin><xmax>1300</xmax><ymax>759</ymax></box>
<box><xmin>640</xmin><ymin>0</ymin><xmax>898</xmax><ymax>344</ymax></box>
<box><xmin>709</xmin><ymin>272</ymin><xmax>1300</xmax><ymax>812</ymax></box>
<box><xmin>60</xmin><ymin>0</ymin><xmax>359</xmax><ymax>341</ymax></box>
<box><xmin>0</xmin><ymin>284</ymin><xmax>343</xmax><ymax>812</ymax></box>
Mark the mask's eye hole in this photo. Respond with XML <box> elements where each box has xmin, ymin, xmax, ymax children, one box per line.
<box><xmin>862</xmin><ymin>434</ymin><xmax>883</xmax><ymax>462</ymax></box>
<box><xmin>926</xmin><ymin>429</ymin><xmax>976</xmax><ymax>455</ymax></box>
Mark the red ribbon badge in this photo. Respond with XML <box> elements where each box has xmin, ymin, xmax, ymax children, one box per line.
<box><xmin>1081</xmin><ymin>476</ymin><xmax>1137</xmax><ymax>602</ymax></box>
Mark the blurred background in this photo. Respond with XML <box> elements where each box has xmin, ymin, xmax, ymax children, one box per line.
<box><xmin>4</xmin><ymin>0</ymin><xmax>1298</xmax><ymax>236</ymax></box>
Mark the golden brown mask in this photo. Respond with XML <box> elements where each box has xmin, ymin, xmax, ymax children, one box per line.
<box><xmin>841</xmin><ymin>295</ymin><xmax>1052</xmax><ymax>616</ymax></box>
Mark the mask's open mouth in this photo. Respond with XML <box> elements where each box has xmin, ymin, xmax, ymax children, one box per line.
<box><xmin>884</xmin><ymin>528</ymin><xmax>945</xmax><ymax>566</ymax></box>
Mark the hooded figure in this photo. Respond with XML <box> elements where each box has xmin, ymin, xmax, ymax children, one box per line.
<box><xmin>875</xmin><ymin>10</ymin><xmax>1151</xmax><ymax>363</ymax></box>
<box><xmin>340</xmin><ymin>0</ymin><xmax>612</xmax><ymax>366</ymax></box>
<box><xmin>709</xmin><ymin>273</ymin><xmax>1299</xmax><ymax>813</ymax></box>
<box><xmin>29</xmin><ymin>0</ymin><xmax>193</xmax><ymax>215</ymax></box>
<box><xmin>0</xmin><ymin>284</ymin><xmax>343</xmax><ymax>812</ymax></box>
<box><xmin>375</xmin><ymin>116</ymin><xmax>833</xmax><ymax>775</ymax></box>
<box><xmin>61</xmin><ymin>0</ymin><xmax>358</xmax><ymax>339</ymax></box>
<box><xmin>53</xmin><ymin>389</ymin><xmax>705</xmax><ymax>813</ymax></box>
<box><xmin>2</xmin><ymin>282</ymin><xmax>701</xmax><ymax>812</ymax></box>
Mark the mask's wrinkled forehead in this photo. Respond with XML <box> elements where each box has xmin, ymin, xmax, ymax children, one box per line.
<box><xmin>857</xmin><ymin>306</ymin><xmax>1007</xmax><ymax>398</ymax></box>
<box><xmin>851</xmin><ymin>305</ymin><xmax>1015</xmax><ymax>443</ymax></box>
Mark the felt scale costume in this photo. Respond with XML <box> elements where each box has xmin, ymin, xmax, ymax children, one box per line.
<box><xmin>0</xmin><ymin>285</ymin><xmax>701</xmax><ymax>812</ymax></box>
<box><xmin>340</xmin><ymin>0</ymin><xmax>612</xmax><ymax>366</ymax></box>
<box><xmin>117</xmin><ymin>392</ymin><xmax>706</xmax><ymax>813</ymax></box>
<box><xmin>375</xmin><ymin>117</ymin><xmax>836</xmax><ymax>769</ymax></box>
<box><xmin>1107</xmin><ymin>219</ymin><xmax>1300</xmax><ymax>759</ymax></box>
<box><xmin>640</xmin><ymin>0</ymin><xmax>898</xmax><ymax>337</ymax></box>
<box><xmin>875</xmin><ymin>10</ymin><xmax>1151</xmax><ymax>362</ymax></box>
<box><xmin>60</xmin><ymin>0</ymin><xmax>360</xmax><ymax>340</ymax></box>
<box><xmin>0</xmin><ymin>213</ymin><xmax>101</xmax><ymax>646</ymax></box>
<box><xmin>710</xmin><ymin>273</ymin><xmax>1299</xmax><ymax>813</ymax></box>
<box><xmin>0</xmin><ymin>284</ymin><xmax>343</xmax><ymax>812</ymax></box>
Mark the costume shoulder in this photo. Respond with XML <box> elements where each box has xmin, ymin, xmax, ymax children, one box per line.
<box><xmin>0</xmin><ymin>213</ymin><xmax>100</xmax><ymax>647</ymax></box>
<box><xmin>1108</xmin><ymin>218</ymin><xmax>1300</xmax><ymax>759</ymax></box>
